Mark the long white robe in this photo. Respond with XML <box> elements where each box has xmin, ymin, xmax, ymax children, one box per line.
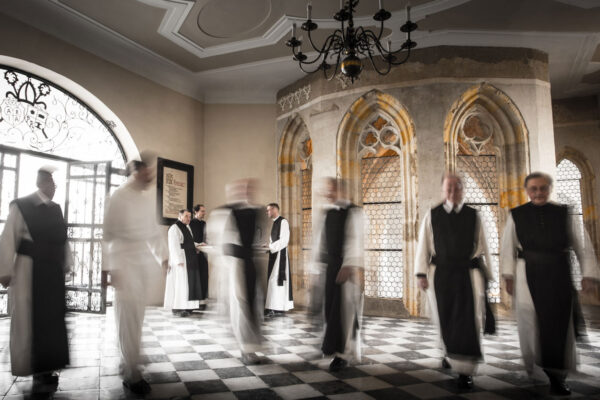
<box><xmin>102</xmin><ymin>177</ymin><xmax>168</xmax><ymax>382</ymax></box>
<box><xmin>0</xmin><ymin>192</ymin><xmax>72</xmax><ymax>376</ymax></box>
<box><xmin>163</xmin><ymin>223</ymin><xmax>200</xmax><ymax>310</ymax></box>
<box><xmin>311</xmin><ymin>200</ymin><xmax>366</xmax><ymax>362</ymax></box>
<box><xmin>208</xmin><ymin>204</ymin><xmax>266</xmax><ymax>353</ymax></box>
<box><xmin>265</xmin><ymin>218</ymin><xmax>294</xmax><ymax>311</ymax></box>
<box><xmin>500</xmin><ymin>211</ymin><xmax>599</xmax><ymax>376</ymax></box>
<box><xmin>415</xmin><ymin>202</ymin><xmax>492</xmax><ymax>376</ymax></box>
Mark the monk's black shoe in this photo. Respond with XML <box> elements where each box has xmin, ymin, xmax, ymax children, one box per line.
<box><xmin>179</xmin><ymin>310</ymin><xmax>191</xmax><ymax>317</ymax></box>
<box><xmin>265</xmin><ymin>310</ymin><xmax>276</xmax><ymax>318</ymax></box>
<box><xmin>241</xmin><ymin>352</ymin><xmax>262</xmax><ymax>365</ymax></box>
<box><xmin>33</xmin><ymin>372</ymin><xmax>59</xmax><ymax>385</ymax></box>
<box><xmin>123</xmin><ymin>378</ymin><xmax>151</xmax><ymax>395</ymax></box>
<box><xmin>441</xmin><ymin>358</ymin><xmax>451</xmax><ymax>369</ymax></box>
<box><xmin>329</xmin><ymin>356</ymin><xmax>348</xmax><ymax>372</ymax></box>
<box><xmin>457</xmin><ymin>374</ymin><xmax>473</xmax><ymax>389</ymax></box>
<box><xmin>549</xmin><ymin>379</ymin><xmax>571</xmax><ymax>396</ymax></box>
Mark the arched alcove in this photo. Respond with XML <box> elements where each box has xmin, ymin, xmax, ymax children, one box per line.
<box><xmin>557</xmin><ymin>147</ymin><xmax>598</xmax><ymax>257</ymax></box>
<box><xmin>337</xmin><ymin>89</ymin><xmax>418</xmax><ymax>316</ymax></box>
<box><xmin>278</xmin><ymin>114</ymin><xmax>312</xmax><ymax>306</ymax></box>
<box><xmin>444</xmin><ymin>83</ymin><xmax>530</xmax><ymax>305</ymax></box>
<box><xmin>0</xmin><ymin>57</ymin><xmax>137</xmax><ymax>314</ymax></box>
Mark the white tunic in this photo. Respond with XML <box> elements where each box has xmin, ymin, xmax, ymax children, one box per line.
<box><xmin>102</xmin><ymin>177</ymin><xmax>168</xmax><ymax>381</ymax></box>
<box><xmin>311</xmin><ymin>200</ymin><xmax>366</xmax><ymax>362</ymax></box>
<box><xmin>500</xmin><ymin>210</ymin><xmax>599</xmax><ymax>375</ymax></box>
<box><xmin>265</xmin><ymin>217</ymin><xmax>294</xmax><ymax>311</ymax></box>
<box><xmin>415</xmin><ymin>202</ymin><xmax>492</xmax><ymax>375</ymax></box>
<box><xmin>0</xmin><ymin>192</ymin><xmax>72</xmax><ymax>376</ymax></box>
<box><xmin>163</xmin><ymin>223</ymin><xmax>200</xmax><ymax>310</ymax></box>
<box><xmin>207</xmin><ymin>204</ymin><xmax>265</xmax><ymax>353</ymax></box>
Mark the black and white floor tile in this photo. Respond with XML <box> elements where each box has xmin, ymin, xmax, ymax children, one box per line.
<box><xmin>0</xmin><ymin>306</ymin><xmax>599</xmax><ymax>399</ymax></box>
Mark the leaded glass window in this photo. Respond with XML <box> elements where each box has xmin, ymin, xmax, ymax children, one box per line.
<box><xmin>300</xmin><ymin>138</ymin><xmax>312</xmax><ymax>289</ymax></box>
<box><xmin>457</xmin><ymin>155</ymin><xmax>501</xmax><ymax>302</ymax></box>
<box><xmin>360</xmin><ymin>116</ymin><xmax>403</xmax><ymax>299</ymax></box>
<box><xmin>556</xmin><ymin>159</ymin><xmax>584</xmax><ymax>289</ymax></box>
<box><xmin>0</xmin><ymin>67</ymin><xmax>125</xmax><ymax>168</ymax></box>
<box><xmin>0</xmin><ymin>148</ymin><xmax>18</xmax><ymax>315</ymax></box>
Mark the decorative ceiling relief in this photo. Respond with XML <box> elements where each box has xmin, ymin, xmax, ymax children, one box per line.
<box><xmin>197</xmin><ymin>0</ymin><xmax>272</xmax><ymax>39</ymax></box>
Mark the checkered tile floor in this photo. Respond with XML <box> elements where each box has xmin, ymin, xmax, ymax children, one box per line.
<box><xmin>1</xmin><ymin>306</ymin><xmax>599</xmax><ymax>399</ymax></box>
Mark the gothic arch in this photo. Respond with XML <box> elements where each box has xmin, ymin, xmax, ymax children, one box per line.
<box><xmin>444</xmin><ymin>82</ymin><xmax>530</xmax><ymax>305</ymax></box>
<box><xmin>557</xmin><ymin>146</ymin><xmax>599</xmax><ymax>255</ymax></box>
<box><xmin>337</xmin><ymin>89</ymin><xmax>418</xmax><ymax>316</ymax></box>
<box><xmin>278</xmin><ymin>114</ymin><xmax>312</xmax><ymax>305</ymax></box>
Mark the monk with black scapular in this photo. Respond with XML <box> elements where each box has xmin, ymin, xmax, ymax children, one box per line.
<box><xmin>416</xmin><ymin>172</ymin><xmax>495</xmax><ymax>390</ymax></box>
<box><xmin>501</xmin><ymin>172</ymin><xmax>599</xmax><ymax>396</ymax></box>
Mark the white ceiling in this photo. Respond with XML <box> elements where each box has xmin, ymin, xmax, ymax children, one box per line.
<box><xmin>1</xmin><ymin>0</ymin><xmax>599</xmax><ymax>103</ymax></box>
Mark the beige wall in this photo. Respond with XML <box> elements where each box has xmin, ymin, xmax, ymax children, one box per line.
<box><xmin>202</xmin><ymin>103</ymin><xmax>278</xmax><ymax>211</ymax></box>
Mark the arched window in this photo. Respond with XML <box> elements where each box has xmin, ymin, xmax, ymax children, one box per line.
<box><xmin>337</xmin><ymin>90</ymin><xmax>418</xmax><ymax>314</ymax></box>
<box><xmin>278</xmin><ymin>116</ymin><xmax>312</xmax><ymax>304</ymax></box>
<box><xmin>445</xmin><ymin>83</ymin><xmax>530</xmax><ymax>305</ymax></box>
<box><xmin>0</xmin><ymin>65</ymin><xmax>129</xmax><ymax>315</ymax></box>
<box><xmin>556</xmin><ymin>158</ymin><xmax>585</xmax><ymax>289</ymax></box>
<box><xmin>360</xmin><ymin>115</ymin><xmax>403</xmax><ymax>299</ymax></box>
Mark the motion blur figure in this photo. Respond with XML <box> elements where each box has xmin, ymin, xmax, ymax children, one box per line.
<box><xmin>415</xmin><ymin>172</ymin><xmax>495</xmax><ymax>389</ymax></box>
<box><xmin>500</xmin><ymin>172</ymin><xmax>599</xmax><ymax>396</ymax></box>
<box><xmin>208</xmin><ymin>179</ymin><xmax>268</xmax><ymax>364</ymax></box>
<box><xmin>103</xmin><ymin>152</ymin><xmax>168</xmax><ymax>395</ymax></box>
<box><xmin>311</xmin><ymin>178</ymin><xmax>365</xmax><ymax>372</ymax></box>
<box><xmin>189</xmin><ymin>204</ymin><xmax>209</xmax><ymax>309</ymax></box>
<box><xmin>0</xmin><ymin>166</ymin><xmax>72</xmax><ymax>393</ymax></box>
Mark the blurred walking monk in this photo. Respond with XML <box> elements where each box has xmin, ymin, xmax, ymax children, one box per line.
<box><xmin>501</xmin><ymin>172</ymin><xmax>599</xmax><ymax>396</ymax></box>
<box><xmin>265</xmin><ymin>203</ymin><xmax>293</xmax><ymax>317</ymax></box>
<box><xmin>312</xmin><ymin>178</ymin><xmax>365</xmax><ymax>372</ymax></box>
<box><xmin>416</xmin><ymin>172</ymin><xmax>495</xmax><ymax>389</ymax></box>
<box><xmin>0</xmin><ymin>166</ymin><xmax>72</xmax><ymax>391</ymax></box>
<box><xmin>103</xmin><ymin>153</ymin><xmax>168</xmax><ymax>395</ymax></box>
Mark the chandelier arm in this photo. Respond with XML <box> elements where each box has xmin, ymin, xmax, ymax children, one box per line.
<box><xmin>307</xmin><ymin>28</ymin><xmax>342</xmax><ymax>54</ymax></box>
<box><xmin>323</xmin><ymin>52</ymin><xmax>341</xmax><ymax>81</ymax></box>
<box><xmin>292</xmin><ymin>47</ymin><xmax>325</xmax><ymax>66</ymax></box>
<box><xmin>389</xmin><ymin>48</ymin><xmax>412</xmax><ymax>65</ymax></box>
<box><xmin>298</xmin><ymin>60</ymin><xmax>326</xmax><ymax>74</ymax></box>
<box><xmin>365</xmin><ymin>47</ymin><xmax>392</xmax><ymax>76</ymax></box>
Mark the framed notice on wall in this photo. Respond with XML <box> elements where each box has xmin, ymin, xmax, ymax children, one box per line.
<box><xmin>156</xmin><ymin>157</ymin><xmax>194</xmax><ymax>225</ymax></box>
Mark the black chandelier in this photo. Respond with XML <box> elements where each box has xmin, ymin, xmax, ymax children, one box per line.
<box><xmin>286</xmin><ymin>0</ymin><xmax>417</xmax><ymax>83</ymax></box>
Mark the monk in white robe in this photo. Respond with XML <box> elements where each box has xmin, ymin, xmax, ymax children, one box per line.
<box><xmin>500</xmin><ymin>172</ymin><xmax>599</xmax><ymax>396</ymax></box>
<box><xmin>311</xmin><ymin>178</ymin><xmax>365</xmax><ymax>372</ymax></box>
<box><xmin>265</xmin><ymin>203</ymin><xmax>293</xmax><ymax>316</ymax></box>
<box><xmin>416</xmin><ymin>173</ymin><xmax>495</xmax><ymax>389</ymax></box>
<box><xmin>0</xmin><ymin>167</ymin><xmax>72</xmax><ymax>391</ymax></box>
<box><xmin>210</xmin><ymin>179</ymin><xmax>267</xmax><ymax>364</ymax></box>
<box><xmin>164</xmin><ymin>209</ymin><xmax>201</xmax><ymax>315</ymax></box>
<box><xmin>103</xmin><ymin>155</ymin><xmax>168</xmax><ymax>395</ymax></box>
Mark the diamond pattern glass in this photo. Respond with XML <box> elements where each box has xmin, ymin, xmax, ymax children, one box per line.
<box><xmin>362</xmin><ymin>152</ymin><xmax>403</xmax><ymax>299</ymax></box>
<box><xmin>457</xmin><ymin>155</ymin><xmax>501</xmax><ymax>303</ymax></box>
<box><xmin>557</xmin><ymin>159</ymin><xmax>584</xmax><ymax>289</ymax></box>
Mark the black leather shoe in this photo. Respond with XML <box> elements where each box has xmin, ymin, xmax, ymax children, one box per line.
<box><xmin>329</xmin><ymin>356</ymin><xmax>348</xmax><ymax>372</ymax></box>
<box><xmin>550</xmin><ymin>379</ymin><xmax>571</xmax><ymax>396</ymax></box>
<box><xmin>241</xmin><ymin>352</ymin><xmax>262</xmax><ymax>365</ymax></box>
<box><xmin>33</xmin><ymin>372</ymin><xmax>59</xmax><ymax>385</ymax></box>
<box><xmin>123</xmin><ymin>378</ymin><xmax>152</xmax><ymax>395</ymax></box>
<box><xmin>179</xmin><ymin>310</ymin><xmax>191</xmax><ymax>317</ymax></box>
<box><xmin>457</xmin><ymin>374</ymin><xmax>473</xmax><ymax>389</ymax></box>
<box><xmin>265</xmin><ymin>310</ymin><xmax>276</xmax><ymax>318</ymax></box>
<box><xmin>441</xmin><ymin>358</ymin><xmax>451</xmax><ymax>369</ymax></box>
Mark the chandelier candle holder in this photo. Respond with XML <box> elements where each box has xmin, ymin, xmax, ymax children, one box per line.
<box><xmin>286</xmin><ymin>0</ymin><xmax>417</xmax><ymax>83</ymax></box>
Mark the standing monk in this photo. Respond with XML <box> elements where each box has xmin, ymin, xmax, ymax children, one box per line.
<box><xmin>0</xmin><ymin>167</ymin><xmax>72</xmax><ymax>392</ymax></box>
<box><xmin>189</xmin><ymin>204</ymin><xmax>209</xmax><ymax>309</ymax></box>
<box><xmin>500</xmin><ymin>172</ymin><xmax>599</xmax><ymax>396</ymax></box>
<box><xmin>103</xmin><ymin>153</ymin><xmax>168</xmax><ymax>395</ymax></box>
<box><xmin>415</xmin><ymin>172</ymin><xmax>495</xmax><ymax>389</ymax></box>
<box><xmin>164</xmin><ymin>209</ymin><xmax>202</xmax><ymax>316</ymax></box>
<box><xmin>312</xmin><ymin>178</ymin><xmax>365</xmax><ymax>372</ymax></box>
<box><xmin>265</xmin><ymin>203</ymin><xmax>293</xmax><ymax>317</ymax></box>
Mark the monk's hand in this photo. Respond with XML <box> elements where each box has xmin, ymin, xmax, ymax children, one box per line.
<box><xmin>581</xmin><ymin>277</ymin><xmax>598</xmax><ymax>295</ymax></box>
<box><xmin>504</xmin><ymin>277</ymin><xmax>514</xmax><ymax>296</ymax></box>
<box><xmin>417</xmin><ymin>276</ymin><xmax>428</xmax><ymax>290</ymax></box>
<box><xmin>161</xmin><ymin>259</ymin><xmax>170</xmax><ymax>272</ymax></box>
<box><xmin>336</xmin><ymin>266</ymin><xmax>354</xmax><ymax>284</ymax></box>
